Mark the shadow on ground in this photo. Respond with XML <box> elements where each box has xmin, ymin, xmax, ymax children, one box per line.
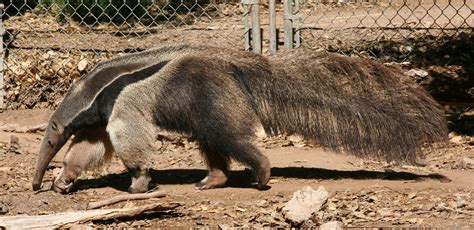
<box><xmin>71</xmin><ymin>167</ymin><xmax>449</xmax><ymax>193</ymax></box>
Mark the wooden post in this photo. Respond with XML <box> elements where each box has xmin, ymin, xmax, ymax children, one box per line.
<box><xmin>0</xmin><ymin>4</ymin><xmax>4</xmax><ymax>109</ymax></box>
<box><xmin>251</xmin><ymin>0</ymin><xmax>261</xmax><ymax>54</ymax></box>
<box><xmin>269</xmin><ymin>0</ymin><xmax>277</xmax><ymax>53</ymax></box>
<box><xmin>242</xmin><ymin>0</ymin><xmax>261</xmax><ymax>53</ymax></box>
<box><xmin>243</xmin><ymin>2</ymin><xmax>251</xmax><ymax>51</ymax></box>
<box><xmin>283</xmin><ymin>0</ymin><xmax>293</xmax><ymax>49</ymax></box>
<box><xmin>294</xmin><ymin>0</ymin><xmax>301</xmax><ymax>48</ymax></box>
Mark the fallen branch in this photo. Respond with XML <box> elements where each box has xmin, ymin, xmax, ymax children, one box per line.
<box><xmin>87</xmin><ymin>190</ymin><xmax>166</xmax><ymax>210</ymax></box>
<box><xmin>439</xmin><ymin>205</ymin><xmax>474</xmax><ymax>216</ymax></box>
<box><xmin>0</xmin><ymin>203</ymin><xmax>180</xmax><ymax>229</ymax></box>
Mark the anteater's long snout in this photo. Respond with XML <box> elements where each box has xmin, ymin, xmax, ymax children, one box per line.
<box><xmin>32</xmin><ymin>140</ymin><xmax>57</xmax><ymax>191</ymax></box>
<box><xmin>32</xmin><ymin>129</ymin><xmax>69</xmax><ymax>191</ymax></box>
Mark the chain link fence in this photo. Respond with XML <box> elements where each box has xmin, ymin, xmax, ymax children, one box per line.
<box><xmin>0</xmin><ymin>0</ymin><xmax>473</xmax><ymax>109</ymax></box>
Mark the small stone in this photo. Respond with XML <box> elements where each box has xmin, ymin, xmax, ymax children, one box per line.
<box><xmin>218</xmin><ymin>224</ymin><xmax>230</xmax><ymax>230</ymax></box>
<box><xmin>456</xmin><ymin>197</ymin><xmax>467</xmax><ymax>208</ymax></box>
<box><xmin>405</xmin><ymin>69</ymin><xmax>429</xmax><ymax>78</ymax></box>
<box><xmin>71</xmin><ymin>70</ymin><xmax>81</xmax><ymax>79</ymax></box>
<box><xmin>378</xmin><ymin>208</ymin><xmax>393</xmax><ymax>217</ymax></box>
<box><xmin>327</xmin><ymin>202</ymin><xmax>337</xmax><ymax>211</ymax></box>
<box><xmin>268</xmin><ymin>179</ymin><xmax>279</xmax><ymax>184</ymax></box>
<box><xmin>132</xmin><ymin>220</ymin><xmax>147</xmax><ymax>227</ymax></box>
<box><xmin>77</xmin><ymin>59</ymin><xmax>89</xmax><ymax>72</ymax></box>
<box><xmin>400</xmin><ymin>61</ymin><xmax>411</xmax><ymax>66</ymax></box>
<box><xmin>42</xmin><ymin>69</ymin><xmax>55</xmax><ymax>79</ymax></box>
<box><xmin>117</xmin><ymin>222</ymin><xmax>129</xmax><ymax>228</ymax></box>
<box><xmin>281</xmin><ymin>186</ymin><xmax>329</xmax><ymax>224</ymax></box>
<box><xmin>10</xmin><ymin>135</ymin><xmax>19</xmax><ymax>145</ymax></box>
<box><xmin>367</xmin><ymin>195</ymin><xmax>378</xmax><ymax>202</ymax></box>
<box><xmin>450</xmin><ymin>134</ymin><xmax>466</xmax><ymax>144</ymax></box>
<box><xmin>460</xmin><ymin>157</ymin><xmax>474</xmax><ymax>169</ymax></box>
<box><xmin>235</xmin><ymin>206</ymin><xmax>246</xmax><ymax>212</ymax></box>
<box><xmin>51</xmin><ymin>63</ymin><xmax>62</xmax><ymax>72</ymax></box>
<box><xmin>407</xmin><ymin>192</ymin><xmax>417</xmax><ymax>199</ymax></box>
<box><xmin>0</xmin><ymin>203</ymin><xmax>8</xmax><ymax>214</ymax></box>
<box><xmin>257</xmin><ymin>200</ymin><xmax>268</xmax><ymax>207</ymax></box>
<box><xmin>319</xmin><ymin>221</ymin><xmax>343</xmax><ymax>230</ymax></box>
<box><xmin>448</xmin><ymin>201</ymin><xmax>458</xmax><ymax>209</ymax></box>
<box><xmin>57</xmin><ymin>69</ymin><xmax>67</xmax><ymax>78</ymax></box>
<box><xmin>418</xmin><ymin>46</ymin><xmax>427</xmax><ymax>53</ymax></box>
<box><xmin>287</xmin><ymin>135</ymin><xmax>303</xmax><ymax>143</ymax></box>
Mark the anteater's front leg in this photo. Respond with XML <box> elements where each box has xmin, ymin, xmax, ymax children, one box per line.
<box><xmin>107</xmin><ymin>114</ymin><xmax>154</xmax><ymax>193</ymax></box>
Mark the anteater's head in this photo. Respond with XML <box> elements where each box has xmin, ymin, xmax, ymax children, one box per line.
<box><xmin>32</xmin><ymin>117</ymin><xmax>73</xmax><ymax>191</ymax></box>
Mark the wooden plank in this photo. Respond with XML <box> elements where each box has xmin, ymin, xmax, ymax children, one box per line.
<box><xmin>0</xmin><ymin>203</ymin><xmax>180</xmax><ymax>229</ymax></box>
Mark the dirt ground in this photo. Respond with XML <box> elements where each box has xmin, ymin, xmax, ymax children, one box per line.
<box><xmin>0</xmin><ymin>109</ymin><xmax>473</xmax><ymax>228</ymax></box>
<box><xmin>1</xmin><ymin>0</ymin><xmax>473</xmax><ymax>228</ymax></box>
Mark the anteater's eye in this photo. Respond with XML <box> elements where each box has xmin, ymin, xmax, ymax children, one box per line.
<box><xmin>51</xmin><ymin>121</ymin><xmax>58</xmax><ymax>131</ymax></box>
<box><xmin>47</xmin><ymin>140</ymin><xmax>54</xmax><ymax>147</ymax></box>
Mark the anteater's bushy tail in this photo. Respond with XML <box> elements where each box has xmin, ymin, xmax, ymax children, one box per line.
<box><xmin>248</xmin><ymin>50</ymin><xmax>447</xmax><ymax>164</ymax></box>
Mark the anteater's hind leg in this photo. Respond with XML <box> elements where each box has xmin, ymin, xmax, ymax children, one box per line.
<box><xmin>196</xmin><ymin>148</ymin><xmax>230</xmax><ymax>189</ymax></box>
<box><xmin>231</xmin><ymin>141</ymin><xmax>271</xmax><ymax>190</ymax></box>
<box><xmin>196</xmin><ymin>134</ymin><xmax>271</xmax><ymax>190</ymax></box>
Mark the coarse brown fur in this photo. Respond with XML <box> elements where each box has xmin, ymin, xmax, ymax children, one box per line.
<box><xmin>33</xmin><ymin>44</ymin><xmax>448</xmax><ymax>193</ymax></box>
<box><xmin>265</xmin><ymin>50</ymin><xmax>447</xmax><ymax>162</ymax></box>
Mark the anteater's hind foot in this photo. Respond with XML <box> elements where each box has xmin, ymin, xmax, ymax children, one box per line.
<box><xmin>196</xmin><ymin>149</ymin><xmax>229</xmax><ymax>190</ymax></box>
<box><xmin>196</xmin><ymin>168</ymin><xmax>229</xmax><ymax>190</ymax></box>
<box><xmin>128</xmin><ymin>167</ymin><xmax>152</xmax><ymax>193</ymax></box>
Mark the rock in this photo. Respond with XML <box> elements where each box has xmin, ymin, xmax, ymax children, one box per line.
<box><xmin>460</xmin><ymin>157</ymin><xmax>474</xmax><ymax>169</ymax></box>
<box><xmin>405</xmin><ymin>69</ymin><xmax>429</xmax><ymax>78</ymax></box>
<box><xmin>218</xmin><ymin>224</ymin><xmax>230</xmax><ymax>230</ymax></box>
<box><xmin>450</xmin><ymin>134</ymin><xmax>466</xmax><ymax>144</ymax></box>
<box><xmin>10</xmin><ymin>135</ymin><xmax>19</xmax><ymax>145</ymax></box>
<box><xmin>287</xmin><ymin>135</ymin><xmax>304</xmax><ymax>143</ymax></box>
<box><xmin>42</xmin><ymin>68</ymin><xmax>55</xmax><ymax>79</ymax></box>
<box><xmin>51</xmin><ymin>63</ymin><xmax>62</xmax><ymax>72</ymax></box>
<box><xmin>77</xmin><ymin>59</ymin><xmax>88</xmax><ymax>72</ymax></box>
<box><xmin>0</xmin><ymin>203</ymin><xmax>8</xmax><ymax>215</ymax></box>
<box><xmin>456</xmin><ymin>197</ymin><xmax>467</xmax><ymax>208</ymax></box>
<box><xmin>319</xmin><ymin>221</ymin><xmax>343</xmax><ymax>230</ymax></box>
<box><xmin>57</xmin><ymin>69</ymin><xmax>67</xmax><ymax>78</ymax></box>
<box><xmin>448</xmin><ymin>201</ymin><xmax>458</xmax><ymax>209</ymax></box>
<box><xmin>418</xmin><ymin>46</ymin><xmax>427</xmax><ymax>53</ymax></box>
<box><xmin>468</xmin><ymin>87</ymin><xmax>474</xmax><ymax>96</ymax></box>
<box><xmin>281</xmin><ymin>186</ymin><xmax>329</xmax><ymax>225</ymax></box>
<box><xmin>257</xmin><ymin>200</ymin><xmax>268</xmax><ymax>207</ymax></box>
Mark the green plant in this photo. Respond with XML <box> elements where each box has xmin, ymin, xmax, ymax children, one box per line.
<box><xmin>2</xmin><ymin>0</ymin><xmax>39</xmax><ymax>17</ymax></box>
<box><xmin>54</xmin><ymin>0</ymin><xmax>154</xmax><ymax>24</ymax></box>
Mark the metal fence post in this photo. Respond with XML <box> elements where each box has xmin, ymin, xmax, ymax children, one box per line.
<box><xmin>269</xmin><ymin>0</ymin><xmax>277</xmax><ymax>53</ymax></box>
<box><xmin>0</xmin><ymin>4</ymin><xmax>4</xmax><ymax>109</ymax></box>
<box><xmin>283</xmin><ymin>0</ymin><xmax>293</xmax><ymax>49</ymax></box>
